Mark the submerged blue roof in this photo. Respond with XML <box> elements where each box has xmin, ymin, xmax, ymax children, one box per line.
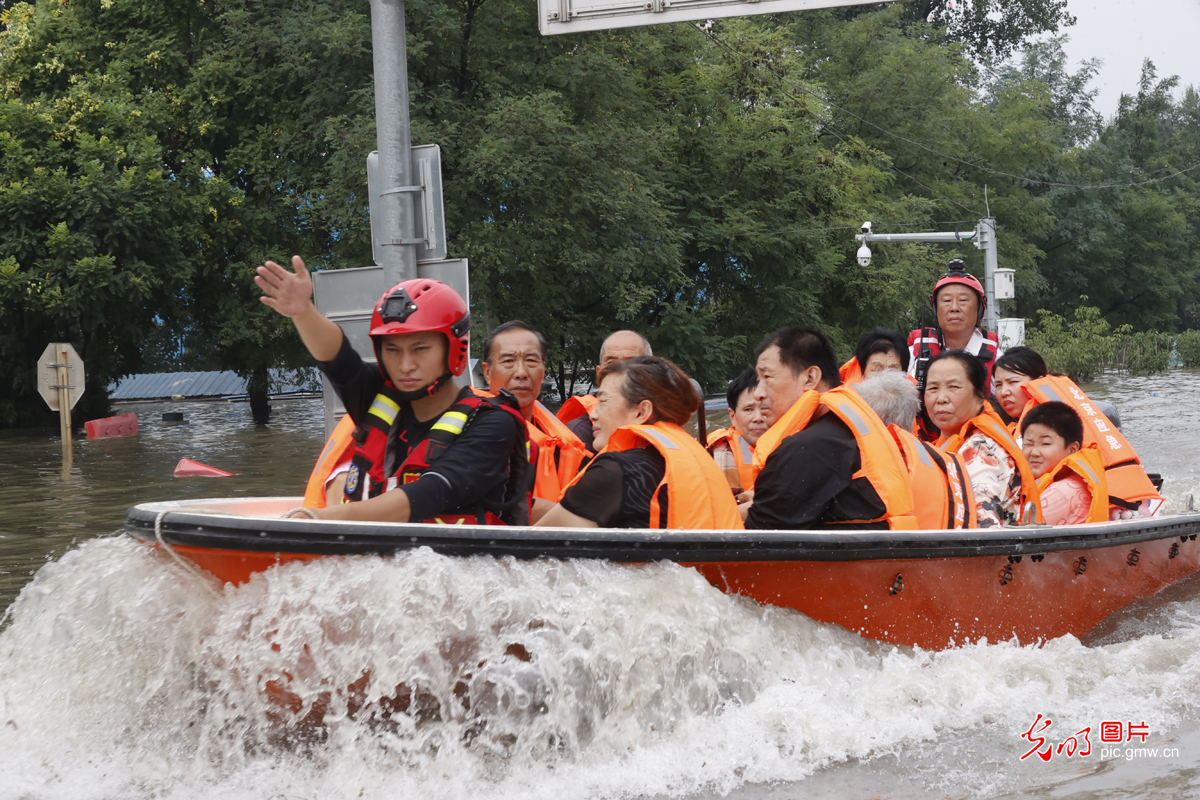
<box><xmin>108</xmin><ymin>369</ymin><xmax>321</xmax><ymax>401</ymax></box>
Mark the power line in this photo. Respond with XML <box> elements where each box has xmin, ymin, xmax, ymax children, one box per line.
<box><xmin>696</xmin><ymin>26</ymin><xmax>1200</xmax><ymax>193</ymax></box>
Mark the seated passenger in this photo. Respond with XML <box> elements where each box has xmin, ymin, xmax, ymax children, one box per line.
<box><xmin>745</xmin><ymin>327</ymin><xmax>917</xmax><ymax>530</ymax></box>
<box><xmin>256</xmin><ymin>257</ymin><xmax>528</xmax><ymax>524</ymax></box>
<box><xmin>856</xmin><ymin>371</ymin><xmax>976</xmax><ymax>529</ymax></box>
<box><xmin>839</xmin><ymin>328</ymin><xmax>910</xmax><ymax>385</ymax></box>
<box><xmin>535</xmin><ymin>356</ymin><xmax>742</xmax><ymax>530</ymax></box>
<box><xmin>707</xmin><ymin>368</ymin><xmax>768</xmax><ymax>496</ymax></box>
<box><xmin>991</xmin><ymin>346</ymin><xmax>1048</xmax><ymax>435</ymax></box>
<box><xmin>481</xmin><ymin>321</ymin><xmax>590</xmax><ymax>519</ymax></box>
<box><xmin>1017</xmin><ymin>370</ymin><xmax>1162</xmax><ymax>517</ymax></box>
<box><xmin>1021</xmin><ymin>402</ymin><xmax>1109</xmax><ymax>525</ymax></box>
<box><xmin>556</xmin><ymin>330</ymin><xmax>653</xmax><ymax>453</ymax></box>
<box><xmin>925</xmin><ymin>351</ymin><xmax>1039</xmax><ymax>527</ymax></box>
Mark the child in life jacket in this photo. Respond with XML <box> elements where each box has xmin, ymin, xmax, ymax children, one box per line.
<box><xmin>1021</xmin><ymin>402</ymin><xmax>1107</xmax><ymax>525</ymax></box>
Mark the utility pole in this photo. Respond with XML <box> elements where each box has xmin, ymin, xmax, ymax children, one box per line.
<box><xmin>370</xmin><ymin>0</ymin><xmax>418</xmax><ymax>286</ymax></box>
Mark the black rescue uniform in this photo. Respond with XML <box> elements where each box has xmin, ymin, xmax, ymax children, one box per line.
<box><xmin>317</xmin><ymin>336</ymin><xmax>528</xmax><ymax>524</ymax></box>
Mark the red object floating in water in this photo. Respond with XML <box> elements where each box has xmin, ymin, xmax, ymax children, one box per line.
<box><xmin>85</xmin><ymin>413</ymin><xmax>139</xmax><ymax>439</ymax></box>
<box><xmin>174</xmin><ymin>458</ymin><xmax>233</xmax><ymax>478</ymax></box>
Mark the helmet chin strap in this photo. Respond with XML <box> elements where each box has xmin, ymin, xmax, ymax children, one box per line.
<box><xmin>393</xmin><ymin>371</ymin><xmax>454</xmax><ymax>402</ymax></box>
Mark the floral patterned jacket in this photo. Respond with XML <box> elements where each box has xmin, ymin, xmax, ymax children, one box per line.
<box><xmin>958</xmin><ymin>432</ymin><xmax>1023</xmax><ymax>527</ymax></box>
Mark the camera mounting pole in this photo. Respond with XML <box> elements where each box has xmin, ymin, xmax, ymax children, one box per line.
<box><xmin>854</xmin><ymin>218</ymin><xmax>1000</xmax><ymax>332</ymax></box>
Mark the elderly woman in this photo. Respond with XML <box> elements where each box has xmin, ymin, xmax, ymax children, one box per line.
<box><xmin>535</xmin><ymin>356</ymin><xmax>742</xmax><ymax>530</ymax></box>
<box><xmin>925</xmin><ymin>351</ymin><xmax>1039</xmax><ymax>527</ymax></box>
<box><xmin>992</xmin><ymin>346</ymin><xmax>1049</xmax><ymax>432</ymax></box>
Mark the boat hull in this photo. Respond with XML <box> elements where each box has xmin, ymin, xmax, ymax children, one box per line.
<box><xmin>125</xmin><ymin>497</ymin><xmax>1200</xmax><ymax>650</ymax></box>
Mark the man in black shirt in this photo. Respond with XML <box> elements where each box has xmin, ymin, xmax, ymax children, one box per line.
<box><xmin>744</xmin><ymin>327</ymin><xmax>889</xmax><ymax>530</ymax></box>
<box><xmin>256</xmin><ymin>256</ymin><xmax>526</xmax><ymax>524</ymax></box>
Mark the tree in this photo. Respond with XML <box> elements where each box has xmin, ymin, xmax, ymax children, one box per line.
<box><xmin>0</xmin><ymin>1</ymin><xmax>229</xmax><ymax>425</ymax></box>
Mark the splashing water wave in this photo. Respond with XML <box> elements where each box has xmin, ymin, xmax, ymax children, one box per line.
<box><xmin>4</xmin><ymin>536</ymin><xmax>1200</xmax><ymax>800</ymax></box>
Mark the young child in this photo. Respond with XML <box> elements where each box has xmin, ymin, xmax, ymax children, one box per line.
<box><xmin>1021</xmin><ymin>402</ymin><xmax>1109</xmax><ymax>525</ymax></box>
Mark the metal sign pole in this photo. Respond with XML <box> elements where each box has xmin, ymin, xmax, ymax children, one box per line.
<box><xmin>56</xmin><ymin>344</ymin><xmax>73</xmax><ymax>462</ymax></box>
<box><xmin>976</xmin><ymin>218</ymin><xmax>999</xmax><ymax>333</ymax></box>
<box><xmin>370</xmin><ymin>0</ymin><xmax>418</xmax><ymax>286</ymax></box>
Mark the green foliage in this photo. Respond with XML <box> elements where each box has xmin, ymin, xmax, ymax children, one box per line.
<box><xmin>1110</xmin><ymin>330</ymin><xmax>1172</xmax><ymax>376</ymax></box>
<box><xmin>1024</xmin><ymin>303</ymin><xmax>1115</xmax><ymax>383</ymax></box>
<box><xmin>1175</xmin><ymin>329</ymin><xmax>1200</xmax><ymax>367</ymax></box>
<box><xmin>0</xmin><ymin>0</ymin><xmax>1197</xmax><ymax>426</ymax></box>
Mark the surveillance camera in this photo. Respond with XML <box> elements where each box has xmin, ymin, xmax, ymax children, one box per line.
<box><xmin>861</xmin><ymin>221</ymin><xmax>872</xmax><ymax>234</ymax></box>
<box><xmin>857</xmin><ymin>243</ymin><xmax>872</xmax><ymax>267</ymax></box>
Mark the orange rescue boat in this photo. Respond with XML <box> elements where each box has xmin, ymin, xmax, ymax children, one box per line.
<box><xmin>125</xmin><ymin>497</ymin><xmax>1200</xmax><ymax>650</ymax></box>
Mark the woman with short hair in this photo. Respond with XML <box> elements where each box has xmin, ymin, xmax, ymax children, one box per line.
<box><xmin>925</xmin><ymin>351</ymin><xmax>1039</xmax><ymax>527</ymax></box>
<box><xmin>535</xmin><ymin>356</ymin><xmax>742</xmax><ymax>530</ymax></box>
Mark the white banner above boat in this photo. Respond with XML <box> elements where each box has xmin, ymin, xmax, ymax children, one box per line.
<box><xmin>539</xmin><ymin>0</ymin><xmax>893</xmax><ymax>35</ymax></box>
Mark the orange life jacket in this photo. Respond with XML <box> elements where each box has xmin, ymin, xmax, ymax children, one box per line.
<box><xmin>938</xmin><ymin>406</ymin><xmax>1042</xmax><ymax>523</ymax></box>
<box><xmin>528</xmin><ymin>402</ymin><xmax>590</xmax><ymax>502</ymax></box>
<box><xmin>1019</xmin><ymin>375</ymin><xmax>1164</xmax><ymax>516</ymax></box>
<box><xmin>890</xmin><ymin>425</ymin><xmax>977</xmax><ymax>529</ymax></box>
<box><xmin>343</xmin><ymin>384</ymin><xmax>530</xmax><ymax>525</ymax></box>
<box><xmin>751</xmin><ymin>387</ymin><xmax>920</xmax><ymax>531</ymax></box>
<box><xmin>839</xmin><ymin>357</ymin><xmax>864</xmax><ymax>386</ymax></box>
<box><xmin>301</xmin><ymin>413</ymin><xmax>357</xmax><ymax>509</ymax></box>
<box><xmin>752</xmin><ymin>389</ymin><xmax>822</xmax><ymax>474</ymax></box>
<box><xmin>706</xmin><ymin>427</ymin><xmax>757</xmax><ymax>493</ymax></box>
<box><xmin>598</xmin><ymin>422</ymin><xmax>744</xmax><ymax>530</ymax></box>
<box><xmin>1035</xmin><ymin>443</ymin><xmax>1110</xmax><ymax>524</ymax></box>
<box><xmin>556</xmin><ymin>395</ymin><xmax>597</xmax><ymax>424</ymax></box>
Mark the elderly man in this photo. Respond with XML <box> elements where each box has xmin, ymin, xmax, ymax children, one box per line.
<box><xmin>481</xmin><ymin>321</ymin><xmax>590</xmax><ymax>519</ymax></box>
<box><xmin>745</xmin><ymin>327</ymin><xmax>917</xmax><ymax>531</ymax></box>
<box><xmin>556</xmin><ymin>329</ymin><xmax>653</xmax><ymax>452</ymax></box>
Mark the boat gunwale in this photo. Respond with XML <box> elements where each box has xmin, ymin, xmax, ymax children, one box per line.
<box><xmin>124</xmin><ymin>499</ymin><xmax>1200</xmax><ymax>563</ymax></box>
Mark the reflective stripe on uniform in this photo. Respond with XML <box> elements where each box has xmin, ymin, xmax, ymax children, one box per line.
<box><xmin>431</xmin><ymin>410</ymin><xmax>469</xmax><ymax>435</ymax></box>
<box><xmin>368</xmin><ymin>394</ymin><xmax>401</xmax><ymax>426</ymax></box>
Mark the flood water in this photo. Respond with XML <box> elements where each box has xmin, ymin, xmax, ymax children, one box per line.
<box><xmin>3</xmin><ymin>374</ymin><xmax>1200</xmax><ymax>800</ymax></box>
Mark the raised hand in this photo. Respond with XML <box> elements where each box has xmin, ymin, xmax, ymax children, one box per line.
<box><xmin>256</xmin><ymin>256</ymin><xmax>314</xmax><ymax>319</ymax></box>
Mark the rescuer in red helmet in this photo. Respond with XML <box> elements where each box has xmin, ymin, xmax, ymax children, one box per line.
<box><xmin>256</xmin><ymin>256</ymin><xmax>529</xmax><ymax>524</ymax></box>
<box><xmin>905</xmin><ymin>259</ymin><xmax>1004</xmax><ymax>440</ymax></box>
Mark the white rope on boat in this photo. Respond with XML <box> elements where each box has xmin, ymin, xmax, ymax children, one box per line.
<box><xmin>284</xmin><ymin>507</ymin><xmax>319</xmax><ymax>520</ymax></box>
<box><xmin>154</xmin><ymin>509</ymin><xmax>222</xmax><ymax>600</ymax></box>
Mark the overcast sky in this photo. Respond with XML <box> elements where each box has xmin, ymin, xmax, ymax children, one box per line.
<box><xmin>1054</xmin><ymin>0</ymin><xmax>1199</xmax><ymax>117</ymax></box>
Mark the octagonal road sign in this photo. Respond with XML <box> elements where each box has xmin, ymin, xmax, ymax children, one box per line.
<box><xmin>37</xmin><ymin>343</ymin><xmax>85</xmax><ymax>411</ymax></box>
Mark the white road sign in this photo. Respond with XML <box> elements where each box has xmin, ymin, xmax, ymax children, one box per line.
<box><xmin>539</xmin><ymin>0</ymin><xmax>892</xmax><ymax>35</ymax></box>
<box><xmin>37</xmin><ymin>342</ymin><xmax>85</xmax><ymax>411</ymax></box>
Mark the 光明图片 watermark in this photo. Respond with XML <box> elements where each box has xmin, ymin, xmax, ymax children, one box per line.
<box><xmin>1020</xmin><ymin>715</ymin><xmax>1179</xmax><ymax>762</ymax></box>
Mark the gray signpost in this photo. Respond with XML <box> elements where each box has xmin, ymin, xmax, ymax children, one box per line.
<box><xmin>36</xmin><ymin>342</ymin><xmax>84</xmax><ymax>462</ymax></box>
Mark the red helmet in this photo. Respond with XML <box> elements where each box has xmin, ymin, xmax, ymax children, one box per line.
<box><xmin>369</xmin><ymin>279</ymin><xmax>471</xmax><ymax>377</ymax></box>
<box><xmin>931</xmin><ymin>259</ymin><xmax>985</xmax><ymax>326</ymax></box>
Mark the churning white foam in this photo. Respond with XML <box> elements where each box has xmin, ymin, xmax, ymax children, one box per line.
<box><xmin>3</xmin><ymin>537</ymin><xmax>1200</xmax><ymax>800</ymax></box>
